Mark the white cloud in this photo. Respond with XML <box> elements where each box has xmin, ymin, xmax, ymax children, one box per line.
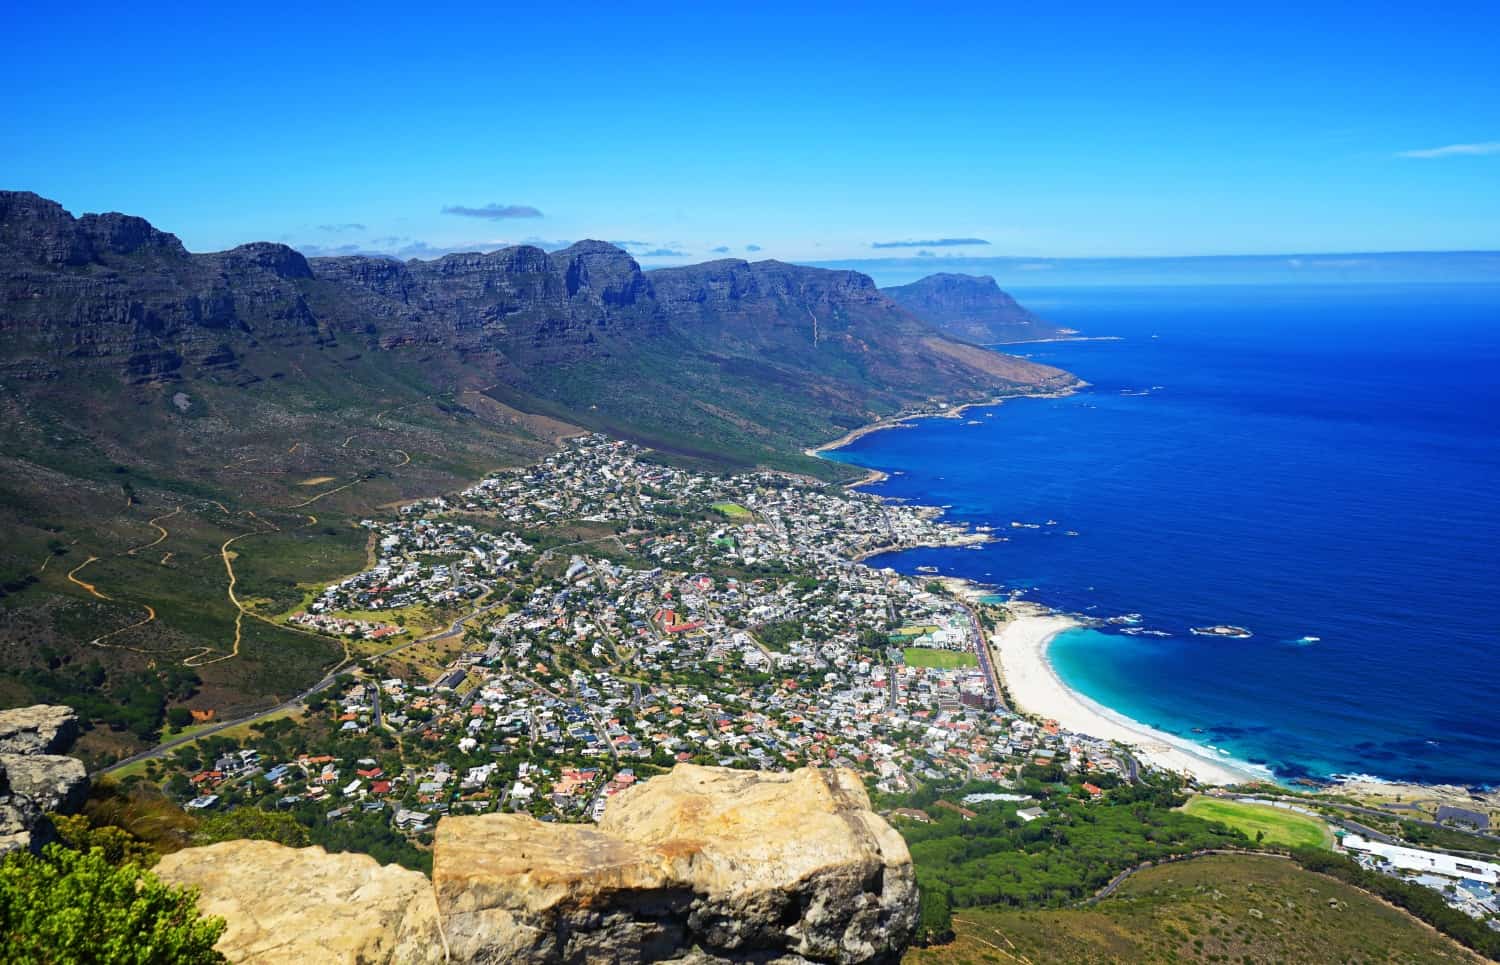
<box><xmin>1396</xmin><ymin>141</ymin><xmax>1500</xmax><ymax>159</ymax></box>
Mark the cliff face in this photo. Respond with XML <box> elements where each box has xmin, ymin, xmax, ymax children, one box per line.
<box><xmin>0</xmin><ymin>191</ymin><xmax>1070</xmax><ymax>401</ymax></box>
<box><xmin>881</xmin><ymin>273</ymin><xmax>1062</xmax><ymax>344</ymax></box>
<box><xmin>155</xmin><ymin>765</ymin><xmax>917</xmax><ymax>964</ymax></box>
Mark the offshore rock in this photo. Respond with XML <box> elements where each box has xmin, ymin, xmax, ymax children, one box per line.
<box><xmin>435</xmin><ymin>765</ymin><xmax>915</xmax><ymax>963</ymax></box>
<box><xmin>155</xmin><ymin>841</ymin><xmax>447</xmax><ymax>965</ymax></box>
<box><xmin>155</xmin><ymin>765</ymin><xmax>916</xmax><ymax>964</ymax></box>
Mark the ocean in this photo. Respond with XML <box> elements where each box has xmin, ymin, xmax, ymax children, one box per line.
<box><xmin>827</xmin><ymin>283</ymin><xmax>1500</xmax><ymax>787</ymax></box>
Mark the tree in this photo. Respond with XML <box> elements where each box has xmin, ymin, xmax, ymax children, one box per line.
<box><xmin>167</xmin><ymin>707</ymin><xmax>193</xmax><ymax>729</ymax></box>
<box><xmin>914</xmin><ymin>886</ymin><xmax>953</xmax><ymax>945</ymax></box>
<box><xmin>0</xmin><ymin>845</ymin><xmax>225</xmax><ymax>963</ymax></box>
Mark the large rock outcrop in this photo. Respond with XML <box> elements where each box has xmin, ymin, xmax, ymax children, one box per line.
<box><xmin>155</xmin><ymin>841</ymin><xmax>447</xmax><ymax>964</ymax></box>
<box><xmin>0</xmin><ymin>704</ymin><xmax>80</xmax><ymax>755</ymax></box>
<box><xmin>0</xmin><ymin>704</ymin><xmax>88</xmax><ymax>855</ymax></box>
<box><xmin>154</xmin><ymin>765</ymin><xmax>917</xmax><ymax>964</ymax></box>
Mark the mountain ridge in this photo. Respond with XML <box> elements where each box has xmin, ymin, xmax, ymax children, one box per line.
<box><xmin>0</xmin><ymin>190</ymin><xmax>1076</xmax><ymax>755</ymax></box>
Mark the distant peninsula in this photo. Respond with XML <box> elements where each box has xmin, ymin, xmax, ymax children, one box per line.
<box><xmin>881</xmin><ymin>273</ymin><xmax>1068</xmax><ymax>344</ymax></box>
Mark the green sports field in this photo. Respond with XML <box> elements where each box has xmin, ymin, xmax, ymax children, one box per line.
<box><xmin>711</xmin><ymin>501</ymin><xmax>751</xmax><ymax>518</ymax></box>
<box><xmin>902</xmin><ymin>647</ymin><xmax>977</xmax><ymax>669</ymax></box>
<box><xmin>1182</xmin><ymin>795</ymin><xmax>1333</xmax><ymax>850</ymax></box>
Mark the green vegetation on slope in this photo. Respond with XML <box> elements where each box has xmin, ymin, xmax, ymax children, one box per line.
<box><xmin>1290</xmin><ymin>846</ymin><xmax>1500</xmax><ymax>961</ymax></box>
<box><xmin>887</xmin><ymin>779</ymin><xmax>1248</xmax><ymax>943</ymax></box>
<box><xmin>1181</xmin><ymin>796</ymin><xmax>1333</xmax><ymax>850</ymax></box>
<box><xmin>903</xmin><ymin>853</ymin><xmax>1484</xmax><ymax>965</ymax></box>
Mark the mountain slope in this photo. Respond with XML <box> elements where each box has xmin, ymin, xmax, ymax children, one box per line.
<box><xmin>905</xmin><ymin>854</ymin><xmax>1487</xmax><ymax>964</ymax></box>
<box><xmin>882</xmin><ymin>273</ymin><xmax>1067</xmax><ymax>344</ymax></box>
<box><xmin>0</xmin><ymin>191</ymin><xmax>1076</xmax><ymax>760</ymax></box>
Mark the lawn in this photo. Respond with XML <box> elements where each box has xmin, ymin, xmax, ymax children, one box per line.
<box><xmin>1181</xmin><ymin>795</ymin><xmax>1333</xmax><ymax>850</ymax></box>
<box><xmin>711</xmin><ymin>501</ymin><xmax>752</xmax><ymax>519</ymax></box>
<box><xmin>902</xmin><ymin>647</ymin><xmax>977</xmax><ymax>669</ymax></box>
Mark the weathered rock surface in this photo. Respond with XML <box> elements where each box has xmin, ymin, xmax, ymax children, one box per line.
<box><xmin>156</xmin><ymin>841</ymin><xmax>447</xmax><ymax>964</ymax></box>
<box><xmin>0</xmin><ymin>753</ymin><xmax>88</xmax><ymax>814</ymax></box>
<box><xmin>436</xmin><ymin>765</ymin><xmax>916</xmax><ymax>964</ymax></box>
<box><xmin>0</xmin><ymin>704</ymin><xmax>79</xmax><ymax>755</ymax></box>
<box><xmin>0</xmin><ymin>704</ymin><xmax>86</xmax><ymax>854</ymax></box>
<box><xmin>155</xmin><ymin>765</ymin><xmax>916</xmax><ymax>964</ymax></box>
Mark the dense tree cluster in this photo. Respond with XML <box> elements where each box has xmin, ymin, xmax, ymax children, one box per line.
<box><xmin>893</xmin><ymin>780</ymin><xmax>1246</xmax><ymax>943</ymax></box>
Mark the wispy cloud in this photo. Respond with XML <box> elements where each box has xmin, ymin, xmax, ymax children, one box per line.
<box><xmin>1396</xmin><ymin>141</ymin><xmax>1500</xmax><ymax>159</ymax></box>
<box><xmin>639</xmin><ymin>248</ymin><xmax>686</xmax><ymax>257</ymax></box>
<box><xmin>442</xmin><ymin>203</ymin><xmax>544</xmax><ymax>219</ymax></box>
<box><xmin>316</xmin><ymin>222</ymin><xmax>367</xmax><ymax>232</ymax></box>
<box><xmin>746</xmin><ymin>244</ymin><xmax>762</xmax><ymax>252</ymax></box>
<box><xmin>872</xmin><ymin>237</ymin><xmax>990</xmax><ymax>249</ymax></box>
<box><xmin>608</xmin><ymin>240</ymin><xmax>653</xmax><ymax>248</ymax></box>
<box><xmin>710</xmin><ymin>245</ymin><xmax>731</xmax><ymax>254</ymax></box>
<box><xmin>299</xmin><ymin>237</ymin><xmax>513</xmax><ymax>260</ymax></box>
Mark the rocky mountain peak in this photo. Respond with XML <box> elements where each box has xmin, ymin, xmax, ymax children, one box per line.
<box><xmin>214</xmin><ymin>241</ymin><xmax>313</xmax><ymax>279</ymax></box>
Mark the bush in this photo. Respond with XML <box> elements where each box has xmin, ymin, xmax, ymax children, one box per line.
<box><xmin>50</xmin><ymin>813</ymin><xmax>158</xmax><ymax>868</ymax></box>
<box><xmin>194</xmin><ymin>808</ymin><xmax>310</xmax><ymax>848</ymax></box>
<box><xmin>0</xmin><ymin>845</ymin><xmax>225</xmax><ymax>963</ymax></box>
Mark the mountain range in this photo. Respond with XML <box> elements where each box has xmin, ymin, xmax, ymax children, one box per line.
<box><xmin>0</xmin><ymin>191</ymin><xmax>1073</xmax><ymax>754</ymax></box>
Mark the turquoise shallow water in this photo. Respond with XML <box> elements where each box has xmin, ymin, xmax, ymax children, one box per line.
<box><xmin>829</xmin><ymin>284</ymin><xmax>1500</xmax><ymax>787</ymax></box>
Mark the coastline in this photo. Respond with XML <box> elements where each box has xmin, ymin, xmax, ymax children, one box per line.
<box><xmin>804</xmin><ymin>384</ymin><xmax>1083</xmax><ymax>468</ymax></box>
<box><xmin>990</xmin><ymin>601</ymin><xmax>1269</xmax><ymax>787</ymax></box>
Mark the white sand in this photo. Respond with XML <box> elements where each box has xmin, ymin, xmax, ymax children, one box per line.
<box><xmin>991</xmin><ymin>603</ymin><xmax>1269</xmax><ymax>787</ymax></box>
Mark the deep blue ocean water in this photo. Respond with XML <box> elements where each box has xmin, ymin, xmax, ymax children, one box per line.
<box><xmin>829</xmin><ymin>284</ymin><xmax>1500</xmax><ymax>787</ymax></box>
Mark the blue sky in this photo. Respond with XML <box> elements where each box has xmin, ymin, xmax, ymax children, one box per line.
<box><xmin>3</xmin><ymin>1</ymin><xmax>1498</xmax><ymax>265</ymax></box>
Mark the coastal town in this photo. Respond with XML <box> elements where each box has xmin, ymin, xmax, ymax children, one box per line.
<box><xmin>144</xmin><ymin>437</ymin><xmax>1131</xmax><ymax>819</ymax></box>
<box><xmin>133</xmin><ymin>434</ymin><xmax>1499</xmax><ymax>930</ymax></box>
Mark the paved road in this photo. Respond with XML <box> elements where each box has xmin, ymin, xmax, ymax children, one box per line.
<box><xmin>958</xmin><ymin>598</ymin><xmax>1009</xmax><ymax>712</ymax></box>
<box><xmin>94</xmin><ymin>598</ymin><xmax>505</xmax><ymax>777</ymax></box>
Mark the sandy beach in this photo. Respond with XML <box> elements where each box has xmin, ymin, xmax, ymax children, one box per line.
<box><xmin>991</xmin><ymin>603</ymin><xmax>1269</xmax><ymax>787</ymax></box>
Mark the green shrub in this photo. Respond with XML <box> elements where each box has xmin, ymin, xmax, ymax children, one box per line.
<box><xmin>0</xmin><ymin>845</ymin><xmax>225</xmax><ymax>963</ymax></box>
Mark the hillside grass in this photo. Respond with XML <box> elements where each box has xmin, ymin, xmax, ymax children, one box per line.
<box><xmin>903</xmin><ymin>647</ymin><xmax>977</xmax><ymax>669</ymax></box>
<box><xmin>1181</xmin><ymin>796</ymin><xmax>1333</xmax><ymax>851</ymax></box>
<box><xmin>904</xmin><ymin>853</ymin><xmax>1484</xmax><ymax>964</ymax></box>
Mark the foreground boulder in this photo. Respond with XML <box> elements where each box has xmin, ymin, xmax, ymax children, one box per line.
<box><xmin>156</xmin><ymin>841</ymin><xmax>446</xmax><ymax>964</ymax></box>
<box><xmin>436</xmin><ymin>766</ymin><xmax>916</xmax><ymax>963</ymax></box>
<box><xmin>0</xmin><ymin>704</ymin><xmax>79</xmax><ymax>756</ymax></box>
<box><xmin>155</xmin><ymin>765</ymin><xmax>916</xmax><ymax>964</ymax></box>
<box><xmin>0</xmin><ymin>704</ymin><xmax>86</xmax><ymax>855</ymax></box>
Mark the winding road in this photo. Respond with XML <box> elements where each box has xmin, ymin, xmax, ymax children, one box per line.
<box><xmin>93</xmin><ymin>597</ymin><xmax>507</xmax><ymax>777</ymax></box>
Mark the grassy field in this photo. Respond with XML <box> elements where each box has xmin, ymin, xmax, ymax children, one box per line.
<box><xmin>905</xmin><ymin>853</ymin><xmax>1484</xmax><ymax>964</ymax></box>
<box><xmin>1181</xmin><ymin>796</ymin><xmax>1333</xmax><ymax>850</ymax></box>
<box><xmin>711</xmin><ymin>501</ymin><xmax>752</xmax><ymax>518</ymax></box>
<box><xmin>903</xmin><ymin>647</ymin><xmax>978</xmax><ymax>669</ymax></box>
